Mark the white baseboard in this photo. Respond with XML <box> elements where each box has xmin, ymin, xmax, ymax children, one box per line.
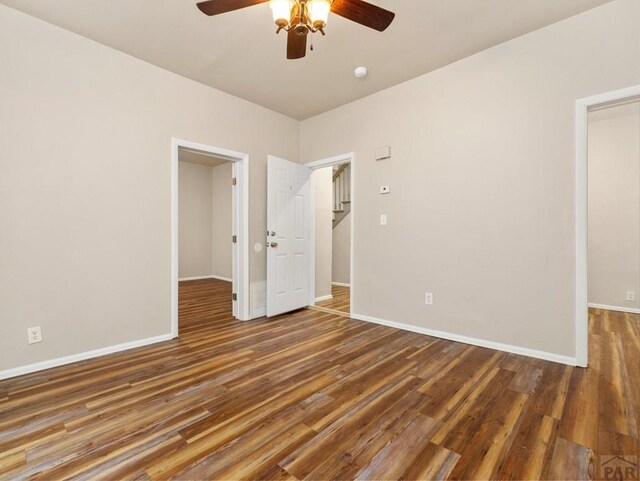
<box><xmin>588</xmin><ymin>303</ymin><xmax>640</xmax><ymax>314</ymax></box>
<box><xmin>350</xmin><ymin>313</ymin><xmax>577</xmax><ymax>366</ymax></box>
<box><xmin>0</xmin><ymin>333</ymin><xmax>174</xmax><ymax>381</ymax></box>
<box><xmin>315</xmin><ymin>295</ymin><xmax>333</xmax><ymax>303</ymax></box>
<box><xmin>211</xmin><ymin>275</ymin><xmax>233</xmax><ymax>282</ymax></box>
<box><xmin>332</xmin><ymin>282</ymin><xmax>351</xmax><ymax>288</ymax></box>
<box><xmin>179</xmin><ymin>275</ymin><xmax>232</xmax><ymax>282</ymax></box>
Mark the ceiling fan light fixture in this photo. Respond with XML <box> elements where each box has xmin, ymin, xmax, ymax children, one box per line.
<box><xmin>196</xmin><ymin>0</ymin><xmax>395</xmax><ymax>60</ymax></box>
<box><xmin>307</xmin><ymin>0</ymin><xmax>332</xmax><ymax>29</ymax></box>
<box><xmin>269</xmin><ymin>0</ymin><xmax>293</xmax><ymax>27</ymax></box>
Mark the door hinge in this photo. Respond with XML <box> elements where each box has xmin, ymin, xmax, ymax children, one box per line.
<box><xmin>232</xmin><ymin>235</ymin><xmax>237</xmax><ymax>244</ymax></box>
<box><xmin>232</xmin><ymin>177</ymin><xmax>237</xmax><ymax>186</ymax></box>
<box><xmin>232</xmin><ymin>293</ymin><xmax>237</xmax><ymax>301</ymax></box>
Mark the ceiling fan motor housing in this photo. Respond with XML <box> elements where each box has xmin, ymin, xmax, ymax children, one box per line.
<box><xmin>294</xmin><ymin>24</ymin><xmax>309</xmax><ymax>35</ymax></box>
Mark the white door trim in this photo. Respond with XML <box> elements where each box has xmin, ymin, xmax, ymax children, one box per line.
<box><xmin>306</xmin><ymin>153</ymin><xmax>354</xmax><ymax>170</ymax></box>
<box><xmin>307</xmin><ymin>152</ymin><xmax>355</xmax><ymax>317</ymax></box>
<box><xmin>171</xmin><ymin>138</ymin><xmax>250</xmax><ymax>338</ymax></box>
<box><xmin>574</xmin><ymin>84</ymin><xmax>640</xmax><ymax>367</ymax></box>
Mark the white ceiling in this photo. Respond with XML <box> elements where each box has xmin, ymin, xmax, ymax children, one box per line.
<box><xmin>0</xmin><ymin>0</ymin><xmax>613</xmax><ymax>119</ymax></box>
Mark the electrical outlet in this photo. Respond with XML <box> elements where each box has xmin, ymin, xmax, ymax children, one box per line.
<box><xmin>380</xmin><ymin>214</ymin><xmax>388</xmax><ymax>226</ymax></box>
<box><xmin>425</xmin><ymin>292</ymin><xmax>433</xmax><ymax>305</ymax></box>
<box><xmin>627</xmin><ymin>291</ymin><xmax>636</xmax><ymax>302</ymax></box>
<box><xmin>27</xmin><ymin>326</ymin><xmax>42</xmax><ymax>344</ymax></box>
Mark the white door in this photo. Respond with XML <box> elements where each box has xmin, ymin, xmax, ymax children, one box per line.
<box><xmin>266</xmin><ymin>155</ymin><xmax>311</xmax><ymax>317</ymax></box>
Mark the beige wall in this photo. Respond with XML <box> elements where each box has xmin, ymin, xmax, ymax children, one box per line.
<box><xmin>212</xmin><ymin>162</ymin><xmax>233</xmax><ymax>280</ymax></box>
<box><xmin>0</xmin><ymin>4</ymin><xmax>299</xmax><ymax>372</ymax></box>
<box><xmin>314</xmin><ymin>167</ymin><xmax>333</xmax><ymax>299</ymax></box>
<box><xmin>588</xmin><ymin>102</ymin><xmax>640</xmax><ymax>310</ymax></box>
<box><xmin>300</xmin><ymin>0</ymin><xmax>640</xmax><ymax>360</ymax></box>
<box><xmin>178</xmin><ymin>161</ymin><xmax>232</xmax><ymax>280</ymax></box>
<box><xmin>2</xmin><ymin>0</ymin><xmax>639</xmax><ymax>373</ymax></box>
<box><xmin>179</xmin><ymin>161</ymin><xmax>214</xmax><ymax>279</ymax></box>
<box><xmin>332</xmin><ymin>212</ymin><xmax>351</xmax><ymax>285</ymax></box>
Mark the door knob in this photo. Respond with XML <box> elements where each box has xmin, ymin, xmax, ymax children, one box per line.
<box><xmin>269</xmin><ymin>242</ymin><xmax>279</xmax><ymax>248</ymax></box>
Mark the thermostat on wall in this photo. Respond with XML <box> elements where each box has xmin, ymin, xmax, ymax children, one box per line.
<box><xmin>375</xmin><ymin>146</ymin><xmax>391</xmax><ymax>161</ymax></box>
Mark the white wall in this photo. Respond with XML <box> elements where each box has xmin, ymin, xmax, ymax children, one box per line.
<box><xmin>314</xmin><ymin>166</ymin><xmax>333</xmax><ymax>299</ymax></box>
<box><xmin>332</xmin><ymin>212</ymin><xmax>351</xmax><ymax>285</ymax></box>
<box><xmin>300</xmin><ymin>0</ymin><xmax>640</xmax><ymax>361</ymax></box>
<box><xmin>212</xmin><ymin>162</ymin><xmax>233</xmax><ymax>280</ymax></box>
<box><xmin>0</xmin><ymin>4</ymin><xmax>299</xmax><ymax>373</ymax></box>
<box><xmin>179</xmin><ymin>161</ymin><xmax>214</xmax><ymax>279</ymax></box>
<box><xmin>588</xmin><ymin>101</ymin><xmax>640</xmax><ymax>311</ymax></box>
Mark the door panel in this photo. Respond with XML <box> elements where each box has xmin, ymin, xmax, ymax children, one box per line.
<box><xmin>267</xmin><ymin>156</ymin><xmax>311</xmax><ymax>317</ymax></box>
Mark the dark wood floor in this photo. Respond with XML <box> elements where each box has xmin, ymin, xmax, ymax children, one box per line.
<box><xmin>0</xmin><ymin>279</ymin><xmax>638</xmax><ymax>480</ymax></box>
<box><xmin>315</xmin><ymin>285</ymin><xmax>350</xmax><ymax>314</ymax></box>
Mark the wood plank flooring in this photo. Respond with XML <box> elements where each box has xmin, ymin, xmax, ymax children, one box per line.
<box><xmin>315</xmin><ymin>285</ymin><xmax>350</xmax><ymax>314</ymax></box>
<box><xmin>0</xmin><ymin>280</ymin><xmax>639</xmax><ymax>480</ymax></box>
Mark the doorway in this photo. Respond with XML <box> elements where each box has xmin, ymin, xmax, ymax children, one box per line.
<box><xmin>587</xmin><ymin>99</ymin><xmax>640</xmax><ymax>316</ymax></box>
<box><xmin>308</xmin><ymin>153</ymin><xmax>355</xmax><ymax>316</ymax></box>
<box><xmin>263</xmin><ymin>152</ymin><xmax>354</xmax><ymax>318</ymax></box>
<box><xmin>171</xmin><ymin>138</ymin><xmax>249</xmax><ymax>338</ymax></box>
<box><xmin>575</xmin><ymin>86</ymin><xmax>640</xmax><ymax>366</ymax></box>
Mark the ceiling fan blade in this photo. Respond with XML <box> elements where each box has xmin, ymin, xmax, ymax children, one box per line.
<box><xmin>196</xmin><ymin>0</ymin><xmax>268</xmax><ymax>16</ymax></box>
<box><xmin>287</xmin><ymin>29</ymin><xmax>307</xmax><ymax>60</ymax></box>
<box><xmin>331</xmin><ymin>0</ymin><xmax>395</xmax><ymax>31</ymax></box>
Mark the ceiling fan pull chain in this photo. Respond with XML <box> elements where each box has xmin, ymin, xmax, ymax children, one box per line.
<box><xmin>310</xmin><ymin>36</ymin><xmax>314</xmax><ymax>51</ymax></box>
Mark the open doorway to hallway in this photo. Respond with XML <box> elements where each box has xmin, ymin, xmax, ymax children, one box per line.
<box><xmin>575</xmin><ymin>86</ymin><xmax>640</xmax><ymax>367</ymax></box>
<box><xmin>178</xmin><ymin>150</ymin><xmax>234</xmax><ymax>332</ymax></box>
<box><xmin>574</xmin><ymin>93</ymin><xmax>640</xmax><ymax>469</ymax></box>
<box><xmin>171</xmin><ymin>138</ymin><xmax>250</xmax><ymax>337</ymax></box>
<box><xmin>588</xmin><ymin>100</ymin><xmax>640</xmax><ymax>314</ymax></box>
<box><xmin>586</xmin><ymin>99</ymin><xmax>640</xmax><ymax>348</ymax></box>
<box><xmin>311</xmin><ymin>160</ymin><xmax>352</xmax><ymax>316</ymax></box>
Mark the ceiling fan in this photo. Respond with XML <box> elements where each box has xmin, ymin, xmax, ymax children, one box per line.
<box><xmin>196</xmin><ymin>0</ymin><xmax>395</xmax><ymax>60</ymax></box>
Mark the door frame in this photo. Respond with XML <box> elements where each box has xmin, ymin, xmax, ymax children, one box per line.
<box><xmin>574</xmin><ymin>84</ymin><xmax>640</xmax><ymax>367</ymax></box>
<box><xmin>307</xmin><ymin>152</ymin><xmax>355</xmax><ymax>316</ymax></box>
<box><xmin>171</xmin><ymin>138</ymin><xmax>250</xmax><ymax>338</ymax></box>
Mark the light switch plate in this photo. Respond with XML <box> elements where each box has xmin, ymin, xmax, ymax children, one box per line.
<box><xmin>375</xmin><ymin>146</ymin><xmax>391</xmax><ymax>161</ymax></box>
<box><xmin>380</xmin><ymin>214</ymin><xmax>388</xmax><ymax>226</ymax></box>
<box><xmin>380</xmin><ymin>185</ymin><xmax>391</xmax><ymax>194</ymax></box>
